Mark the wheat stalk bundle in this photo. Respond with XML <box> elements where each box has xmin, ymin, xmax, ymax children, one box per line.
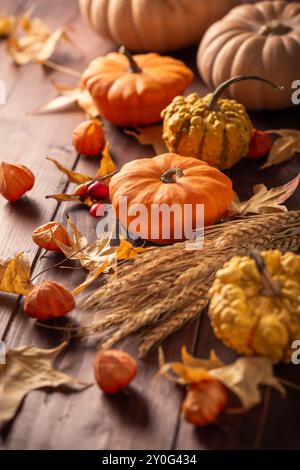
<box><xmin>83</xmin><ymin>211</ymin><xmax>300</xmax><ymax>357</ymax></box>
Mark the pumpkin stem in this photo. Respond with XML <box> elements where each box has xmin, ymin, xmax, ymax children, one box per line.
<box><xmin>259</xmin><ymin>20</ymin><xmax>292</xmax><ymax>36</ymax></box>
<box><xmin>119</xmin><ymin>46</ymin><xmax>142</xmax><ymax>74</ymax></box>
<box><xmin>208</xmin><ymin>75</ymin><xmax>283</xmax><ymax>111</ymax></box>
<box><xmin>161</xmin><ymin>168</ymin><xmax>184</xmax><ymax>184</ymax></box>
<box><xmin>250</xmin><ymin>250</ymin><xmax>282</xmax><ymax>297</ymax></box>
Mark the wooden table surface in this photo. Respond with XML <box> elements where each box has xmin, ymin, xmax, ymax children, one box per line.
<box><xmin>0</xmin><ymin>0</ymin><xmax>300</xmax><ymax>451</ymax></box>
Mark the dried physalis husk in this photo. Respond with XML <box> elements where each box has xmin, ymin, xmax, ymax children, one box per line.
<box><xmin>24</xmin><ymin>280</ymin><xmax>75</xmax><ymax>321</ymax></box>
<box><xmin>72</xmin><ymin>119</ymin><xmax>105</xmax><ymax>157</ymax></box>
<box><xmin>32</xmin><ymin>221</ymin><xmax>70</xmax><ymax>252</ymax></box>
<box><xmin>0</xmin><ymin>162</ymin><xmax>35</xmax><ymax>201</ymax></box>
<box><xmin>0</xmin><ymin>15</ymin><xmax>15</xmax><ymax>37</ymax></box>
<box><xmin>182</xmin><ymin>379</ymin><xmax>228</xmax><ymax>427</ymax></box>
<box><xmin>94</xmin><ymin>349</ymin><xmax>137</xmax><ymax>394</ymax></box>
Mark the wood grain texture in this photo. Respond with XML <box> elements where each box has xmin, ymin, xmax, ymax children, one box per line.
<box><xmin>0</xmin><ymin>0</ymin><xmax>300</xmax><ymax>450</ymax></box>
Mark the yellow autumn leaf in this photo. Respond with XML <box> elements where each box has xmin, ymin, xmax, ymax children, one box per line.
<box><xmin>47</xmin><ymin>157</ymin><xmax>92</xmax><ymax>184</ymax></box>
<box><xmin>116</xmin><ymin>238</ymin><xmax>148</xmax><ymax>260</ymax></box>
<box><xmin>7</xmin><ymin>12</ymin><xmax>70</xmax><ymax>65</ymax></box>
<box><xmin>55</xmin><ymin>218</ymin><xmax>147</xmax><ymax>294</ymax></box>
<box><xmin>0</xmin><ymin>253</ymin><xmax>33</xmax><ymax>295</ymax></box>
<box><xmin>97</xmin><ymin>144</ymin><xmax>117</xmax><ymax>178</ymax></box>
<box><xmin>0</xmin><ymin>15</ymin><xmax>15</xmax><ymax>37</ymax></box>
<box><xmin>0</xmin><ymin>342</ymin><xmax>88</xmax><ymax>423</ymax></box>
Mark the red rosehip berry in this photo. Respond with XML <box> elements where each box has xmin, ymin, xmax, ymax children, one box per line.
<box><xmin>246</xmin><ymin>129</ymin><xmax>273</xmax><ymax>159</ymax></box>
<box><xmin>88</xmin><ymin>181</ymin><xmax>109</xmax><ymax>201</ymax></box>
<box><xmin>90</xmin><ymin>202</ymin><xmax>105</xmax><ymax>218</ymax></box>
<box><xmin>73</xmin><ymin>182</ymin><xmax>90</xmax><ymax>201</ymax></box>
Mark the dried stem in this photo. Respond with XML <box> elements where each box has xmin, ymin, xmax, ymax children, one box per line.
<box><xmin>76</xmin><ymin>211</ymin><xmax>300</xmax><ymax>357</ymax></box>
<box><xmin>30</xmin><ymin>245</ymin><xmax>87</xmax><ymax>282</ymax></box>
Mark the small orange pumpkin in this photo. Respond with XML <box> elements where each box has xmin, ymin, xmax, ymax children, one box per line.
<box><xmin>82</xmin><ymin>47</ymin><xmax>193</xmax><ymax>126</ymax></box>
<box><xmin>109</xmin><ymin>153</ymin><xmax>233</xmax><ymax>244</ymax></box>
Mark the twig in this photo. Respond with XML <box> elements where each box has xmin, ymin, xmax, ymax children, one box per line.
<box><xmin>29</xmin><ymin>245</ymin><xmax>87</xmax><ymax>282</ymax></box>
<box><xmin>279</xmin><ymin>378</ymin><xmax>300</xmax><ymax>392</ymax></box>
<box><xmin>254</xmin><ymin>386</ymin><xmax>271</xmax><ymax>450</ymax></box>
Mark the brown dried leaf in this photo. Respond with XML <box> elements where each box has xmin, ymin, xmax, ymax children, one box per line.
<box><xmin>211</xmin><ymin>357</ymin><xmax>285</xmax><ymax>411</ymax></box>
<box><xmin>47</xmin><ymin>157</ymin><xmax>92</xmax><ymax>184</ymax></box>
<box><xmin>32</xmin><ymin>93</ymin><xmax>80</xmax><ymax>114</ymax></box>
<box><xmin>229</xmin><ymin>173</ymin><xmax>300</xmax><ymax>216</ymax></box>
<box><xmin>32</xmin><ymin>86</ymin><xmax>98</xmax><ymax>118</ymax></box>
<box><xmin>125</xmin><ymin>125</ymin><xmax>167</xmax><ymax>155</ymax></box>
<box><xmin>261</xmin><ymin>129</ymin><xmax>300</xmax><ymax>169</ymax></box>
<box><xmin>0</xmin><ymin>342</ymin><xmax>87</xmax><ymax>423</ymax></box>
<box><xmin>160</xmin><ymin>349</ymin><xmax>285</xmax><ymax>411</ymax></box>
<box><xmin>56</xmin><ymin>219</ymin><xmax>147</xmax><ymax>294</ymax></box>
<box><xmin>97</xmin><ymin>144</ymin><xmax>117</xmax><ymax>179</ymax></box>
<box><xmin>7</xmin><ymin>12</ymin><xmax>70</xmax><ymax>65</ymax></box>
<box><xmin>0</xmin><ymin>253</ymin><xmax>33</xmax><ymax>295</ymax></box>
<box><xmin>45</xmin><ymin>193</ymin><xmax>81</xmax><ymax>203</ymax></box>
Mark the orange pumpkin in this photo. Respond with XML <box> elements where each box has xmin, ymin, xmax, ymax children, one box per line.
<box><xmin>109</xmin><ymin>153</ymin><xmax>233</xmax><ymax>245</ymax></box>
<box><xmin>82</xmin><ymin>47</ymin><xmax>193</xmax><ymax>126</ymax></box>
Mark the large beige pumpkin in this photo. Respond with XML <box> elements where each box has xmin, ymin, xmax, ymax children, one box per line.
<box><xmin>79</xmin><ymin>0</ymin><xmax>239</xmax><ymax>52</ymax></box>
<box><xmin>198</xmin><ymin>1</ymin><xmax>300</xmax><ymax>110</ymax></box>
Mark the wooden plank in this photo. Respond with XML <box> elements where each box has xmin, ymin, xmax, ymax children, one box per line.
<box><xmin>175</xmin><ymin>110</ymin><xmax>300</xmax><ymax>450</ymax></box>
<box><xmin>1</xmin><ymin>0</ymin><xmax>300</xmax><ymax>451</ymax></box>
<box><xmin>0</xmin><ymin>0</ymin><xmax>198</xmax><ymax>451</ymax></box>
<box><xmin>0</xmin><ymin>0</ymin><xmax>113</xmax><ymax>337</ymax></box>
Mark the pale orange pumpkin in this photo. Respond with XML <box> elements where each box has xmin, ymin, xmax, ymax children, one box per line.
<box><xmin>197</xmin><ymin>0</ymin><xmax>300</xmax><ymax>110</ymax></box>
<box><xmin>79</xmin><ymin>0</ymin><xmax>239</xmax><ymax>52</ymax></box>
<box><xmin>109</xmin><ymin>153</ymin><xmax>233</xmax><ymax>245</ymax></box>
<box><xmin>82</xmin><ymin>48</ymin><xmax>193</xmax><ymax>126</ymax></box>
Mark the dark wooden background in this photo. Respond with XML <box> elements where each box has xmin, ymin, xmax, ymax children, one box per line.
<box><xmin>0</xmin><ymin>0</ymin><xmax>300</xmax><ymax>450</ymax></box>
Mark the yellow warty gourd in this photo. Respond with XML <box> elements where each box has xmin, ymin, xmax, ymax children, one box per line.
<box><xmin>162</xmin><ymin>76</ymin><xmax>281</xmax><ymax>170</ymax></box>
<box><xmin>209</xmin><ymin>250</ymin><xmax>300</xmax><ymax>363</ymax></box>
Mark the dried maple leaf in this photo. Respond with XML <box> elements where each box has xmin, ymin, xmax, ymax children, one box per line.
<box><xmin>211</xmin><ymin>357</ymin><xmax>285</xmax><ymax>411</ymax></box>
<box><xmin>0</xmin><ymin>15</ymin><xmax>15</xmax><ymax>37</ymax></box>
<box><xmin>97</xmin><ymin>144</ymin><xmax>117</xmax><ymax>179</ymax></box>
<box><xmin>261</xmin><ymin>129</ymin><xmax>300</xmax><ymax>169</ymax></box>
<box><xmin>7</xmin><ymin>12</ymin><xmax>70</xmax><ymax>65</ymax></box>
<box><xmin>47</xmin><ymin>157</ymin><xmax>92</xmax><ymax>184</ymax></box>
<box><xmin>160</xmin><ymin>348</ymin><xmax>285</xmax><ymax>412</ymax></box>
<box><xmin>229</xmin><ymin>173</ymin><xmax>300</xmax><ymax>216</ymax></box>
<box><xmin>0</xmin><ymin>342</ymin><xmax>87</xmax><ymax>423</ymax></box>
<box><xmin>0</xmin><ymin>253</ymin><xmax>33</xmax><ymax>295</ymax></box>
<box><xmin>55</xmin><ymin>218</ymin><xmax>147</xmax><ymax>294</ymax></box>
<box><xmin>125</xmin><ymin>125</ymin><xmax>167</xmax><ymax>155</ymax></box>
<box><xmin>33</xmin><ymin>85</ymin><xmax>98</xmax><ymax>118</ymax></box>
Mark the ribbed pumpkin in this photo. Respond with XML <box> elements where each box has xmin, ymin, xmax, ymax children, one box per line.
<box><xmin>209</xmin><ymin>250</ymin><xmax>300</xmax><ymax>363</ymax></box>
<box><xmin>82</xmin><ymin>48</ymin><xmax>193</xmax><ymax>126</ymax></box>
<box><xmin>79</xmin><ymin>0</ymin><xmax>239</xmax><ymax>52</ymax></box>
<box><xmin>109</xmin><ymin>153</ymin><xmax>233</xmax><ymax>245</ymax></box>
<box><xmin>197</xmin><ymin>0</ymin><xmax>300</xmax><ymax>110</ymax></box>
<box><xmin>162</xmin><ymin>76</ymin><xmax>280</xmax><ymax>169</ymax></box>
